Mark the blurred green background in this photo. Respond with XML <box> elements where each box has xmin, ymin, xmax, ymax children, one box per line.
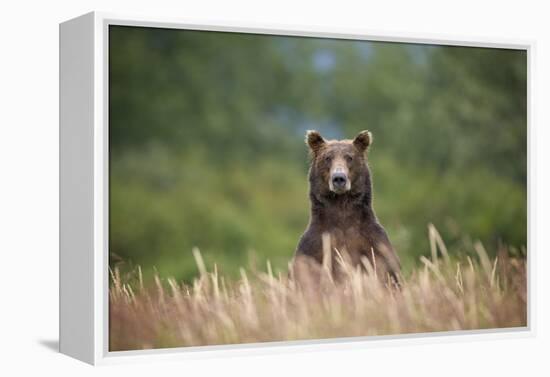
<box><xmin>109</xmin><ymin>26</ymin><xmax>527</xmax><ymax>281</ymax></box>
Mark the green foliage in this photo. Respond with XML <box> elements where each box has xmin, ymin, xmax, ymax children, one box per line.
<box><xmin>110</xmin><ymin>145</ymin><xmax>308</xmax><ymax>280</ymax></box>
<box><xmin>109</xmin><ymin>26</ymin><xmax>526</xmax><ymax>281</ymax></box>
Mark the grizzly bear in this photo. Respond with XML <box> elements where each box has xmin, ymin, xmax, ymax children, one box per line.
<box><xmin>294</xmin><ymin>130</ymin><xmax>401</xmax><ymax>285</ymax></box>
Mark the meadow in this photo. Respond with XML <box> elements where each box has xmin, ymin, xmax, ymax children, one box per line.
<box><xmin>109</xmin><ymin>227</ymin><xmax>527</xmax><ymax>351</ymax></box>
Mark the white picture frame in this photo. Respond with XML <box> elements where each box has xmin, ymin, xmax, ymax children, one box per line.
<box><xmin>59</xmin><ymin>11</ymin><xmax>534</xmax><ymax>365</ymax></box>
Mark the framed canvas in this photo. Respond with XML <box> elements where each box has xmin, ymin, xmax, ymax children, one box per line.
<box><xmin>59</xmin><ymin>11</ymin><xmax>533</xmax><ymax>365</ymax></box>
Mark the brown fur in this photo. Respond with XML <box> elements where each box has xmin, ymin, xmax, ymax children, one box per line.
<box><xmin>294</xmin><ymin>130</ymin><xmax>401</xmax><ymax>285</ymax></box>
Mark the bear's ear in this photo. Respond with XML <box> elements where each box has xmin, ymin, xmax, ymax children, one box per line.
<box><xmin>353</xmin><ymin>130</ymin><xmax>372</xmax><ymax>152</ymax></box>
<box><xmin>305</xmin><ymin>130</ymin><xmax>326</xmax><ymax>153</ymax></box>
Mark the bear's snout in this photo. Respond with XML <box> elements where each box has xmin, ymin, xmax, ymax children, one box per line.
<box><xmin>330</xmin><ymin>171</ymin><xmax>350</xmax><ymax>193</ymax></box>
<box><xmin>332</xmin><ymin>173</ymin><xmax>347</xmax><ymax>187</ymax></box>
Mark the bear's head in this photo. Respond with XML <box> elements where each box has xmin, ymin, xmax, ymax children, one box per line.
<box><xmin>305</xmin><ymin>130</ymin><xmax>372</xmax><ymax>200</ymax></box>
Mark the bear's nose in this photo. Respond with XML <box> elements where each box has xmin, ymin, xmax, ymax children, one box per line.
<box><xmin>332</xmin><ymin>173</ymin><xmax>347</xmax><ymax>188</ymax></box>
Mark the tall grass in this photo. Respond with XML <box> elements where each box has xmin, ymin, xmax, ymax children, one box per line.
<box><xmin>109</xmin><ymin>228</ymin><xmax>527</xmax><ymax>351</ymax></box>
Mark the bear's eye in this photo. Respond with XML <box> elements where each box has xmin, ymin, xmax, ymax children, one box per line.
<box><xmin>345</xmin><ymin>154</ymin><xmax>353</xmax><ymax>163</ymax></box>
<box><xmin>324</xmin><ymin>155</ymin><xmax>332</xmax><ymax>163</ymax></box>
